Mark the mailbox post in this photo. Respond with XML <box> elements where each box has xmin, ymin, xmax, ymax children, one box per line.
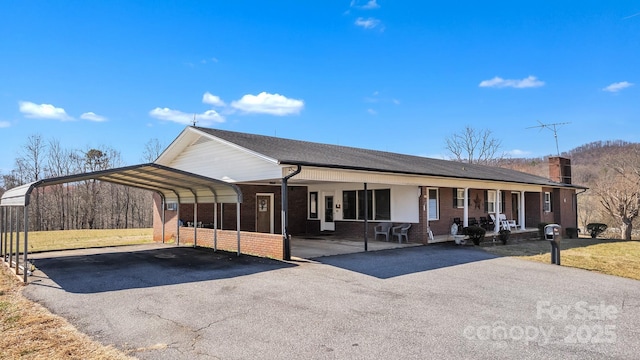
<box><xmin>544</xmin><ymin>224</ymin><xmax>562</xmax><ymax>265</ymax></box>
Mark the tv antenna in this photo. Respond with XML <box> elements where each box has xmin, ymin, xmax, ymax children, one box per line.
<box><xmin>192</xmin><ymin>114</ymin><xmax>198</xmax><ymax>126</ymax></box>
<box><xmin>526</xmin><ymin>121</ymin><xmax>571</xmax><ymax>156</ymax></box>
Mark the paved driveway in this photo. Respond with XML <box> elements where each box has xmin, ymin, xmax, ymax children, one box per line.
<box><xmin>24</xmin><ymin>244</ymin><xmax>640</xmax><ymax>359</ymax></box>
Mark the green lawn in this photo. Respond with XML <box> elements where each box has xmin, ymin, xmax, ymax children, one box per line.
<box><xmin>480</xmin><ymin>237</ymin><xmax>640</xmax><ymax>281</ymax></box>
<box><xmin>11</xmin><ymin>228</ymin><xmax>154</xmax><ymax>253</ymax></box>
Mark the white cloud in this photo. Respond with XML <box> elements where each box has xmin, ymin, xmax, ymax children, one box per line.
<box><xmin>149</xmin><ymin>107</ymin><xmax>225</xmax><ymax>126</ymax></box>
<box><xmin>80</xmin><ymin>112</ymin><xmax>107</xmax><ymax>122</ymax></box>
<box><xmin>230</xmin><ymin>92</ymin><xmax>304</xmax><ymax>116</ymax></box>
<box><xmin>367</xmin><ymin>108</ymin><xmax>377</xmax><ymax>115</ymax></box>
<box><xmin>603</xmin><ymin>81</ymin><xmax>633</xmax><ymax>93</ymax></box>
<box><xmin>202</xmin><ymin>92</ymin><xmax>226</xmax><ymax>107</ymax></box>
<box><xmin>18</xmin><ymin>101</ymin><xmax>73</xmax><ymax>121</ymax></box>
<box><xmin>479</xmin><ymin>75</ymin><xmax>545</xmax><ymax>89</ymax></box>
<box><xmin>355</xmin><ymin>17</ymin><xmax>381</xmax><ymax>29</ymax></box>
<box><xmin>0</xmin><ymin>121</ymin><xmax>10</xmax><ymax>128</ymax></box>
<box><xmin>506</xmin><ymin>149</ymin><xmax>532</xmax><ymax>157</ymax></box>
<box><xmin>351</xmin><ymin>0</ymin><xmax>380</xmax><ymax>9</ymax></box>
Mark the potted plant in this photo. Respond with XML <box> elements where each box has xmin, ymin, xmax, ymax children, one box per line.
<box><xmin>498</xmin><ymin>229</ymin><xmax>511</xmax><ymax>245</ymax></box>
<box><xmin>463</xmin><ymin>226</ymin><xmax>486</xmax><ymax>246</ymax></box>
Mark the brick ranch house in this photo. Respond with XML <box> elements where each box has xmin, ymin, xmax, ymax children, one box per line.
<box><xmin>153</xmin><ymin>126</ymin><xmax>584</xmax><ymax>259</ymax></box>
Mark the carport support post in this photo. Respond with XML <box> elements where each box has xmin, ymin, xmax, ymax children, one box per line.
<box><xmin>193</xmin><ymin>195</ymin><xmax>198</xmax><ymax>248</ymax></box>
<box><xmin>364</xmin><ymin>182</ymin><xmax>368</xmax><ymax>252</ymax></box>
<box><xmin>213</xmin><ymin>202</ymin><xmax>218</xmax><ymax>252</ymax></box>
<box><xmin>1</xmin><ymin>207</ymin><xmax>4</xmax><ymax>261</ymax></box>
<box><xmin>15</xmin><ymin>209</ymin><xmax>20</xmax><ymax>274</ymax></box>
<box><xmin>176</xmin><ymin>199</ymin><xmax>180</xmax><ymax>246</ymax></box>
<box><xmin>23</xmin><ymin>207</ymin><xmax>28</xmax><ymax>283</ymax></box>
<box><xmin>161</xmin><ymin>196</ymin><xmax>166</xmax><ymax>244</ymax></box>
<box><xmin>236</xmin><ymin>201</ymin><xmax>241</xmax><ymax>256</ymax></box>
<box><xmin>9</xmin><ymin>207</ymin><xmax>13</xmax><ymax>268</ymax></box>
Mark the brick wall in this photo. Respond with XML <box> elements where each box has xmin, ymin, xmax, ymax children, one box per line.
<box><xmin>165</xmin><ymin>184</ymin><xmax>308</xmax><ymax>235</ymax></box>
<box><xmin>171</xmin><ymin>227</ymin><xmax>284</xmax><ymax>260</ymax></box>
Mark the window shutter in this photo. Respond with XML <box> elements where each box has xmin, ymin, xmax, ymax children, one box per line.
<box><xmin>453</xmin><ymin>188</ymin><xmax>457</xmax><ymax>208</ymax></box>
<box><xmin>484</xmin><ymin>190</ymin><xmax>488</xmax><ymax>212</ymax></box>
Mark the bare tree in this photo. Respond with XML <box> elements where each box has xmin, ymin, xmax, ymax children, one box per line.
<box><xmin>592</xmin><ymin>146</ymin><xmax>640</xmax><ymax>240</ymax></box>
<box><xmin>16</xmin><ymin>134</ymin><xmax>47</xmax><ymax>230</ymax></box>
<box><xmin>445</xmin><ymin>126</ymin><xmax>504</xmax><ymax>165</ymax></box>
<box><xmin>142</xmin><ymin>138</ymin><xmax>164</xmax><ymax>163</ymax></box>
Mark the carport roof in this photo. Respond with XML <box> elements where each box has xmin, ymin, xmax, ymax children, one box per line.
<box><xmin>0</xmin><ymin>163</ymin><xmax>242</xmax><ymax>207</ymax></box>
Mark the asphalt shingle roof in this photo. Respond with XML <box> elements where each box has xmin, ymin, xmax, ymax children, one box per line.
<box><xmin>196</xmin><ymin>127</ymin><xmax>581</xmax><ymax>188</ymax></box>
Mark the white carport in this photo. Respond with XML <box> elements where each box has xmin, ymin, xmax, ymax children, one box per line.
<box><xmin>0</xmin><ymin>163</ymin><xmax>243</xmax><ymax>283</ymax></box>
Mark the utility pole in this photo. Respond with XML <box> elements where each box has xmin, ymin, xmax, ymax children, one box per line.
<box><xmin>526</xmin><ymin>121</ymin><xmax>571</xmax><ymax>156</ymax></box>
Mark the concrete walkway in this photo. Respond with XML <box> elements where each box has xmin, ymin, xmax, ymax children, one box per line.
<box><xmin>291</xmin><ymin>236</ymin><xmax>421</xmax><ymax>258</ymax></box>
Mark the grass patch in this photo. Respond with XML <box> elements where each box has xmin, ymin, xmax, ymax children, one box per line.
<box><xmin>481</xmin><ymin>237</ymin><xmax>640</xmax><ymax>281</ymax></box>
<box><xmin>0</xmin><ymin>266</ymin><xmax>134</xmax><ymax>359</ymax></box>
<box><xmin>16</xmin><ymin>228</ymin><xmax>154</xmax><ymax>253</ymax></box>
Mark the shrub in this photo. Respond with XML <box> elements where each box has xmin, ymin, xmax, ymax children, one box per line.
<box><xmin>565</xmin><ymin>227</ymin><xmax>578</xmax><ymax>239</ymax></box>
<box><xmin>537</xmin><ymin>222</ymin><xmax>550</xmax><ymax>240</ymax></box>
<box><xmin>586</xmin><ymin>223</ymin><xmax>608</xmax><ymax>238</ymax></box>
<box><xmin>498</xmin><ymin>229</ymin><xmax>511</xmax><ymax>245</ymax></box>
<box><xmin>463</xmin><ymin>226</ymin><xmax>486</xmax><ymax>246</ymax></box>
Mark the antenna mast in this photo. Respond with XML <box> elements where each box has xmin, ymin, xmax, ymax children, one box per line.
<box><xmin>192</xmin><ymin>114</ymin><xmax>197</xmax><ymax>126</ymax></box>
<box><xmin>526</xmin><ymin>121</ymin><xmax>571</xmax><ymax>156</ymax></box>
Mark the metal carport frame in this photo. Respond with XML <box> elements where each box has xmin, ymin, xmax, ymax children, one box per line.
<box><xmin>0</xmin><ymin>163</ymin><xmax>243</xmax><ymax>283</ymax></box>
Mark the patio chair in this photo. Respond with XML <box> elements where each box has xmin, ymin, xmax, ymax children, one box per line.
<box><xmin>499</xmin><ymin>214</ymin><xmax>517</xmax><ymax>231</ymax></box>
<box><xmin>374</xmin><ymin>222</ymin><xmax>393</xmax><ymax>242</ymax></box>
<box><xmin>392</xmin><ymin>223</ymin><xmax>412</xmax><ymax>243</ymax></box>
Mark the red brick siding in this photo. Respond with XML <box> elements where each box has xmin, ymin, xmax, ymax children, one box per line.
<box><xmin>172</xmin><ymin>227</ymin><xmax>284</xmax><ymax>259</ymax></box>
<box><xmin>170</xmin><ymin>184</ymin><xmax>308</xmax><ymax>235</ymax></box>
<box><xmin>525</xmin><ymin>192</ymin><xmax>542</xmax><ymax>228</ymax></box>
<box><xmin>327</xmin><ymin>221</ymin><xmax>419</xmax><ymax>242</ymax></box>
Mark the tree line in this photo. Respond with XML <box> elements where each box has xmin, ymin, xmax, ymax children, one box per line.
<box><xmin>0</xmin><ymin>135</ymin><xmax>162</xmax><ymax>231</ymax></box>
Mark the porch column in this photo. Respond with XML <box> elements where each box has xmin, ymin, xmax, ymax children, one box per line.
<box><xmin>494</xmin><ymin>189</ymin><xmax>501</xmax><ymax>233</ymax></box>
<box><xmin>463</xmin><ymin>188</ymin><xmax>469</xmax><ymax>228</ymax></box>
<box><xmin>363</xmin><ymin>182</ymin><xmax>368</xmax><ymax>252</ymax></box>
<box><xmin>520</xmin><ymin>192</ymin><xmax>526</xmax><ymax>230</ymax></box>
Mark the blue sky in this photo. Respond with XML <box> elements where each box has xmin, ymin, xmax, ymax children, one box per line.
<box><xmin>1</xmin><ymin>1</ymin><xmax>639</xmax><ymax>174</ymax></box>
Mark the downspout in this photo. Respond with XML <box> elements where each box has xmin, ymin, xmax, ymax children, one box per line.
<box><xmin>160</xmin><ymin>193</ymin><xmax>166</xmax><ymax>244</ymax></box>
<box><xmin>282</xmin><ymin>165</ymin><xmax>302</xmax><ymax>261</ymax></box>
<box><xmin>575</xmin><ymin>188</ymin><xmax>587</xmax><ymax>233</ymax></box>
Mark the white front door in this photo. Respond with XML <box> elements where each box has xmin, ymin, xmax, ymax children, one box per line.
<box><xmin>321</xmin><ymin>194</ymin><xmax>335</xmax><ymax>231</ymax></box>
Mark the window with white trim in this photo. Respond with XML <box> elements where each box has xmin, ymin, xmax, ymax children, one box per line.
<box><xmin>342</xmin><ymin>189</ymin><xmax>391</xmax><ymax>220</ymax></box>
<box><xmin>454</xmin><ymin>188</ymin><xmax>466</xmax><ymax>208</ymax></box>
<box><xmin>309</xmin><ymin>192</ymin><xmax>318</xmax><ymax>219</ymax></box>
<box><xmin>543</xmin><ymin>192</ymin><xmax>552</xmax><ymax>212</ymax></box>
<box><xmin>486</xmin><ymin>190</ymin><xmax>497</xmax><ymax>213</ymax></box>
<box><xmin>428</xmin><ymin>188</ymin><xmax>439</xmax><ymax>220</ymax></box>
